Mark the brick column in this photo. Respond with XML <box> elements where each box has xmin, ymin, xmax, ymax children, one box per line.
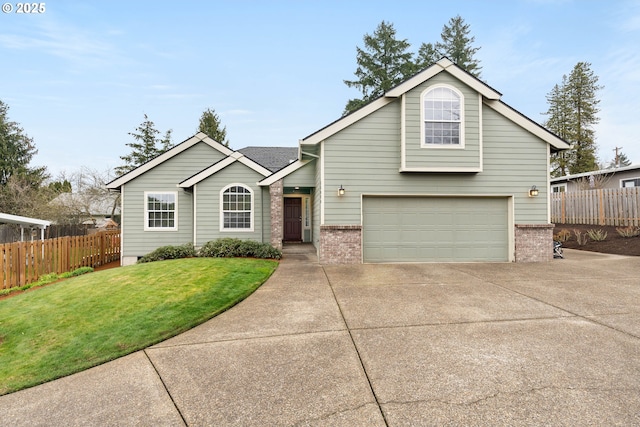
<box><xmin>514</xmin><ymin>224</ymin><xmax>555</xmax><ymax>262</ymax></box>
<box><xmin>319</xmin><ymin>225</ymin><xmax>362</xmax><ymax>264</ymax></box>
<box><xmin>269</xmin><ymin>180</ymin><xmax>283</xmax><ymax>250</ymax></box>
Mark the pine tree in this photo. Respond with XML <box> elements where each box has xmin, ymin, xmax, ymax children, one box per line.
<box><xmin>343</xmin><ymin>21</ymin><xmax>414</xmax><ymax>115</ymax></box>
<box><xmin>0</xmin><ymin>100</ymin><xmax>47</xmax><ymax>186</ymax></box>
<box><xmin>544</xmin><ymin>77</ymin><xmax>574</xmax><ymax>177</ymax></box>
<box><xmin>198</xmin><ymin>108</ymin><xmax>229</xmax><ymax>147</ymax></box>
<box><xmin>414</xmin><ymin>42</ymin><xmax>440</xmax><ymax>72</ymax></box>
<box><xmin>115</xmin><ymin>114</ymin><xmax>173</xmax><ymax>176</ymax></box>
<box><xmin>544</xmin><ymin>63</ymin><xmax>602</xmax><ymax>176</ymax></box>
<box><xmin>567</xmin><ymin>62</ymin><xmax>601</xmax><ymax>174</ymax></box>
<box><xmin>436</xmin><ymin>15</ymin><xmax>482</xmax><ymax>78</ymax></box>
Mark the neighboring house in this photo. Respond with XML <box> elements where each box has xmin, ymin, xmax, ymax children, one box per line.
<box><xmin>550</xmin><ymin>164</ymin><xmax>640</xmax><ymax>192</ymax></box>
<box><xmin>107</xmin><ymin>58</ymin><xmax>569</xmax><ymax>265</ymax></box>
<box><xmin>50</xmin><ymin>192</ymin><xmax>121</xmax><ymax>223</ymax></box>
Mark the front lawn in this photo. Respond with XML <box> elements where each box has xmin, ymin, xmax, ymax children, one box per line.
<box><xmin>0</xmin><ymin>257</ymin><xmax>277</xmax><ymax>395</ymax></box>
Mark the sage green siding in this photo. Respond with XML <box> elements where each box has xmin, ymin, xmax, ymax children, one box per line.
<box><xmin>404</xmin><ymin>73</ymin><xmax>481</xmax><ymax>170</ymax></box>
<box><xmin>194</xmin><ymin>161</ymin><xmax>269</xmax><ymax>246</ymax></box>
<box><xmin>283</xmin><ymin>160</ymin><xmax>315</xmax><ymax>188</ymax></box>
<box><xmin>321</xmin><ymin>86</ymin><xmax>550</xmax><ymax>227</ymax></box>
<box><xmin>121</xmin><ymin>142</ymin><xmax>227</xmax><ymax>259</ymax></box>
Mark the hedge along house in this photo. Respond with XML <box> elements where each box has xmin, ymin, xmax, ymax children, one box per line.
<box><xmin>107</xmin><ymin>58</ymin><xmax>569</xmax><ymax>265</ymax></box>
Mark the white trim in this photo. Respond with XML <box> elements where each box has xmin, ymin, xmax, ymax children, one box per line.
<box><xmin>119</xmin><ymin>186</ymin><xmax>125</xmax><ymax>264</ymax></box>
<box><xmin>107</xmin><ymin>132</ymin><xmax>233</xmax><ymax>189</ymax></box>
<box><xmin>551</xmin><ymin>183</ymin><xmax>567</xmax><ymax>193</ymax></box>
<box><xmin>193</xmin><ymin>185</ymin><xmax>198</xmax><ymax>245</ymax></box>
<box><xmin>0</xmin><ymin>212</ymin><xmax>50</xmax><ymax>228</ymax></box>
<box><xmin>258</xmin><ymin>159</ymin><xmax>312</xmax><ymax>186</ymax></box>
<box><xmin>483</xmin><ymin>100</ymin><xmax>570</xmax><ymax>151</ymax></box>
<box><xmin>478</xmin><ymin>93</ymin><xmax>484</xmax><ymax>172</ymax></box>
<box><xmin>219</xmin><ymin>183</ymin><xmax>254</xmax><ymax>232</ymax></box>
<box><xmin>320</xmin><ymin>141</ymin><xmax>325</xmax><ymax>225</ymax></box>
<box><xmin>143</xmin><ymin>191</ymin><xmax>178</xmax><ymax>231</ymax></box>
<box><xmin>400</xmin><ymin>166</ymin><xmax>482</xmax><ymax>173</ymax></box>
<box><xmin>420</xmin><ymin>84</ymin><xmax>465</xmax><ymax>149</ymax></box>
<box><xmin>386</xmin><ymin>58</ymin><xmax>502</xmax><ymax>99</ymax></box>
<box><xmin>179</xmin><ymin>153</ymin><xmax>271</xmax><ymax>188</ymax></box>
<box><xmin>547</xmin><ymin>145</ymin><xmax>552</xmax><ymax>223</ymax></box>
<box><xmin>400</xmin><ymin>93</ymin><xmax>406</xmax><ymax>170</ymax></box>
<box><xmin>620</xmin><ymin>176</ymin><xmax>640</xmax><ymax>188</ymax></box>
<box><xmin>302</xmin><ymin>97</ymin><xmax>395</xmax><ymax>146</ymax></box>
<box><xmin>180</xmin><ymin>157</ymin><xmax>236</xmax><ymax>188</ymax></box>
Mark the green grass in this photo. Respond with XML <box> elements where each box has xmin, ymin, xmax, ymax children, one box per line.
<box><xmin>0</xmin><ymin>257</ymin><xmax>277</xmax><ymax>395</ymax></box>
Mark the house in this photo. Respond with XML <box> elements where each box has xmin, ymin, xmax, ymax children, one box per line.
<box><xmin>550</xmin><ymin>164</ymin><xmax>640</xmax><ymax>192</ymax></box>
<box><xmin>107</xmin><ymin>58</ymin><xmax>569</xmax><ymax>265</ymax></box>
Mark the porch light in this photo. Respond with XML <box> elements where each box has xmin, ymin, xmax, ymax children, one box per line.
<box><xmin>338</xmin><ymin>185</ymin><xmax>345</xmax><ymax>196</ymax></box>
<box><xmin>529</xmin><ymin>185</ymin><xmax>539</xmax><ymax>197</ymax></box>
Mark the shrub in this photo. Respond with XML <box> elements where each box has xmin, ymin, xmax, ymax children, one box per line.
<box><xmin>574</xmin><ymin>229</ymin><xmax>589</xmax><ymax>246</ymax></box>
<box><xmin>586</xmin><ymin>229</ymin><xmax>607</xmax><ymax>241</ymax></box>
<box><xmin>554</xmin><ymin>229</ymin><xmax>571</xmax><ymax>242</ymax></box>
<box><xmin>198</xmin><ymin>238</ymin><xmax>282</xmax><ymax>259</ymax></box>
<box><xmin>61</xmin><ymin>267</ymin><xmax>94</xmax><ymax>278</ymax></box>
<box><xmin>616</xmin><ymin>226</ymin><xmax>640</xmax><ymax>238</ymax></box>
<box><xmin>138</xmin><ymin>243</ymin><xmax>196</xmax><ymax>263</ymax></box>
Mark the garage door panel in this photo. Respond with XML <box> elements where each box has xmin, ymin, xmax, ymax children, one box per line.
<box><xmin>363</xmin><ymin>197</ymin><xmax>509</xmax><ymax>263</ymax></box>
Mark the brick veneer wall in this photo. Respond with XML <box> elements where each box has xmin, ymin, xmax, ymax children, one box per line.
<box><xmin>319</xmin><ymin>225</ymin><xmax>362</xmax><ymax>264</ymax></box>
<box><xmin>269</xmin><ymin>180</ymin><xmax>283</xmax><ymax>250</ymax></box>
<box><xmin>514</xmin><ymin>224</ymin><xmax>555</xmax><ymax>262</ymax></box>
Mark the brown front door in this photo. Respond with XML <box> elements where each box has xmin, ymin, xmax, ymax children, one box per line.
<box><xmin>284</xmin><ymin>198</ymin><xmax>302</xmax><ymax>242</ymax></box>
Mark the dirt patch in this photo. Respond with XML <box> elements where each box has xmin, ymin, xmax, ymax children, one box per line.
<box><xmin>554</xmin><ymin>224</ymin><xmax>640</xmax><ymax>256</ymax></box>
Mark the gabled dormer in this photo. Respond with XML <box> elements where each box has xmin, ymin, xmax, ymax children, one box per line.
<box><xmin>390</xmin><ymin>58</ymin><xmax>501</xmax><ymax>172</ymax></box>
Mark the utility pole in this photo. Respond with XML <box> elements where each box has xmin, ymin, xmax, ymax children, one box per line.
<box><xmin>613</xmin><ymin>146</ymin><xmax>622</xmax><ymax>168</ymax></box>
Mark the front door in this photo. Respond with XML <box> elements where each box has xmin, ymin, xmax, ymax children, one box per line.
<box><xmin>284</xmin><ymin>198</ymin><xmax>302</xmax><ymax>241</ymax></box>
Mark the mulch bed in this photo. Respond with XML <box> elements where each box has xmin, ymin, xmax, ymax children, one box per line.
<box><xmin>554</xmin><ymin>223</ymin><xmax>640</xmax><ymax>256</ymax></box>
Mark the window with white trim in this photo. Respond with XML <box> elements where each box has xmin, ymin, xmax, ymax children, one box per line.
<box><xmin>621</xmin><ymin>178</ymin><xmax>640</xmax><ymax>188</ymax></box>
<box><xmin>221</xmin><ymin>184</ymin><xmax>253</xmax><ymax>231</ymax></box>
<box><xmin>551</xmin><ymin>184</ymin><xmax>567</xmax><ymax>193</ymax></box>
<box><xmin>421</xmin><ymin>86</ymin><xmax>463</xmax><ymax>147</ymax></box>
<box><xmin>145</xmin><ymin>192</ymin><xmax>177</xmax><ymax>230</ymax></box>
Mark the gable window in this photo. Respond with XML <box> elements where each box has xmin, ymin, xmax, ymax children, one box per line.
<box><xmin>421</xmin><ymin>85</ymin><xmax>464</xmax><ymax>147</ymax></box>
<box><xmin>144</xmin><ymin>192</ymin><xmax>177</xmax><ymax>231</ymax></box>
<box><xmin>221</xmin><ymin>184</ymin><xmax>253</xmax><ymax>231</ymax></box>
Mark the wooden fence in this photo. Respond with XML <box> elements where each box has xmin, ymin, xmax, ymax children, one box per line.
<box><xmin>0</xmin><ymin>230</ymin><xmax>120</xmax><ymax>290</ymax></box>
<box><xmin>551</xmin><ymin>187</ymin><xmax>640</xmax><ymax>226</ymax></box>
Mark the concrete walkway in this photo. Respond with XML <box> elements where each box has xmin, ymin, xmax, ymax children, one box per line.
<box><xmin>2</xmin><ymin>247</ymin><xmax>640</xmax><ymax>426</ymax></box>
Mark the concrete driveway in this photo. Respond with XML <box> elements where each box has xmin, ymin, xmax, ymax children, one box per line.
<box><xmin>2</xmin><ymin>247</ymin><xmax>640</xmax><ymax>426</ymax></box>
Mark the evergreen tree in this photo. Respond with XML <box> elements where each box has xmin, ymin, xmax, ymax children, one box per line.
<box><xmin>544</xmin><ymin>77</ymin><xmax>574</xmax><ymax>177</ymax></box>
<box><xmin>343</xmin><ymin>21</ymin><xmax>414</xmax><ymax>115</ymax></box>
<box><xmin>198</xmin><ymin>108</ymin><xmax>229</xmax><ymax>147</ymax></box>
<box><xmin>436</xmin><ymin>15</ymin><xmax>482</xmax><ymax>78</ymax></box>
<box><xmin>544</xmin><ymin>63</ymin><xmax>602</xmax><ymax>176</ymax></box>
<box><xmin>414</xmin><ymin>42</ymin><xmax>440</xmax><ymax>72</ymax></box>
<box><xmin>567</xmin><ymin>62</ymin><xmax>601</xmax><ymax>174</ymax></box>
<box><xmin>0</xmin><ymin>99</ymin><xmax>47</xmax><ymax>186</ymax></box>
<box><xmin>116</xmin><ymin>114</ymin><xmax>173</xmax><ymax>176</ymax></box>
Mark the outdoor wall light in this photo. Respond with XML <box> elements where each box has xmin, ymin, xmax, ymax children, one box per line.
<box><xmin>338</xmin><ymin>185</ymin><xmax>345</xmax><ymax>196</ymax></box>
<box><xmin>529</xmin><ymin>185</ymin><xmax>539</xmax><ymax>197</ymax></box>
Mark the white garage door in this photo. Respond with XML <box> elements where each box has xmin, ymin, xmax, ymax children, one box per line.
<box><xmin>363</xmin><ymin>196</ymin><xmax>509</xmax><ymax>262</ymax></box>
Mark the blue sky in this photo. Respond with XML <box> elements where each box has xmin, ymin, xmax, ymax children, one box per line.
<box><xmin>1</xmin><ymin>0</ymin><xmax>639</xmax><ymax>178</ymax></box>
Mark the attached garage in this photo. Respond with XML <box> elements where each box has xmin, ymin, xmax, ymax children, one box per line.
<box><xmin>362</xmin><ymin>196</ymin><xmax>511</xmax><ymax>263</ymax></box>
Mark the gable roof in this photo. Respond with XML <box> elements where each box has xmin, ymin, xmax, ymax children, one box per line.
<box><xmin>300</xmin><ymin>58</ymin><xmax>569</xmax><ymax>151</ymax></box>
<box><xmin>238</xmin><ymin>146</ymin><xmax>298</xmax><ymax>172</ymax></box>
<box><xmin>106</xmin><ymin>132</ymin><xmax>233</xmax><ymax>189</ymax></box>
<box><xmin>178</xmin><ymin>151</ymin><xmax>273</xmax><ymax>188</ymax></box>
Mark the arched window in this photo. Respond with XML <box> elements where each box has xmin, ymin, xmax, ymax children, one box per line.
<box><xmin>421</xmin><ymin>85</ymin><xmax>463</xmax><ymax>147</ymax></box>
<box><xmin>220</xmin><ymin>184</ymin><xmax>253</xmax><ymax>231</ymax></box>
